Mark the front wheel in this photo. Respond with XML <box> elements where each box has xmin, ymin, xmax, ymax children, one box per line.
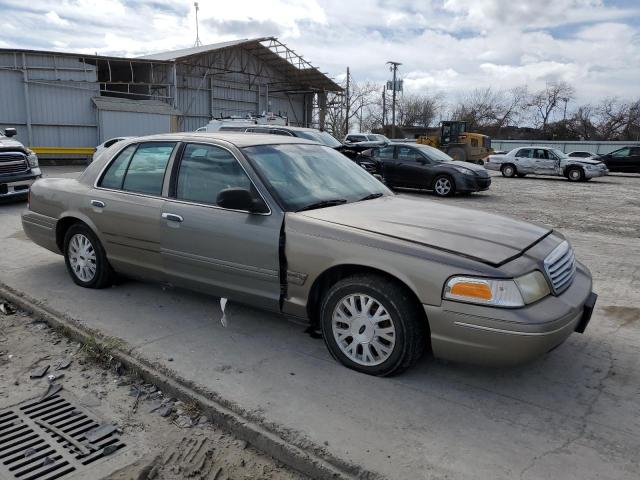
<box><xmin>567</xmin><ymin>167</ymin><xmax>585</xmax><ymax>182</ymax></box>
<box><xmin>432</xmin><ymin>175</ymin><xmax>456</xmax><ymax>197</ymax></box>
<box><xmin>320</xmin><ymin>275</ymin><xmax>427</xmax><ymax>376</ymax></box>
<box><xmin>64</xmin><ymin>223</ymin><xmax>114</xmax><ymax>288</ymax></box>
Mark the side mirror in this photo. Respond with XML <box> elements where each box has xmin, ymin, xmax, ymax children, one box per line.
<box><xmin>216</xmin><ymin>188</ymin><xmax>268</xmax><ymax>213</ymax></box>
<box><xmin>4</xmin><ymin>128</ymin><xmax>17</xmax><ymax>137</ymax></box>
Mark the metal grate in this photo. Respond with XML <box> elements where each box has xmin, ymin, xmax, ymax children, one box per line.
<box><xmin>0</xmin><ymin>153</ymin><xmax>29</xmax><ymax>175</ymax></box>
<box><xmin>544</xmin><ymin>240</ymin><xmax>576</xmax><ymax>294</ymax></box>
<box><xmin>0</xmin><ymin>393</ymin><xmax>126</xmax><ymax>480</ymax></box>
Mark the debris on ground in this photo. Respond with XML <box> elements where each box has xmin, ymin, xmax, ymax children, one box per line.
<box><xmin>220</xmin><ymin>297</ymin><xmax>228</xmax><ymax>327</ymax></box>
<box><xmin>0</xmin><ymin>300</ymin><xmax>16</xmax><ymax>316</ymax></box>
<box><xmin>30</xmin><ymin>364</ymin><xmax>50</xmax><ymax>378</ymax></box>
<box><xmin>2</xmin><ymin>306</ymin><xmax>306</xmax><ymax>480</ymax></box>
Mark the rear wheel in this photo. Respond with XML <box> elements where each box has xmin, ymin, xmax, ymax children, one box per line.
<box><xmin>501</xmin><ymin>164</ymin><xmax>517</xmax><ymax>178</ymax></box>
<box><xmin>319</xmin><ymin>274</ymin><xmax>427</xmax><ymax>376</ymax></box>
<box><xmin>432</xmin><ymin>175</ymin><xmax>456</xmax><ymax>197</ymax></box>
<box><xmin>567</xmin><ymin>167</ymin><xmax>585</xmax><ymax>182</ymax></box>
<box><xmin>63</xmin><ymin>223</ymin><xmax>114</xmax><ymax>288</ymax></box>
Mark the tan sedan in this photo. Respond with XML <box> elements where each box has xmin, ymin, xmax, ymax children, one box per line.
<box><xmin>22</xmin><ymin>133</ymin><xmax>597</xmax><ymax>375</ymax></box>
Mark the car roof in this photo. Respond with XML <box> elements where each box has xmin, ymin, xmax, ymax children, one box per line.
<box><xmin>120</xmin><ymin>132</ymin><xmax>319</xmax><ymax>148</ymax></box>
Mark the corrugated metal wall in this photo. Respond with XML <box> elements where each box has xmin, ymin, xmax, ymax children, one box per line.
<box><xmin>491</xmin><ymin>140</ymin><xmax>640</xmax><ymax>154</ymax></box>
<box><xmin>176</xmin><ymin>46</ymin><xmax>309</xmax><ymax>131</ymax></box>
<box><xmin>0</xmin><ymin>51</ymin><xmax>98</xmax><ymax>148</ymax></box>
<box><xmin>98</xmin><ymin>110</ymin><xmax>172</xmax><ymax>141</ymax></box>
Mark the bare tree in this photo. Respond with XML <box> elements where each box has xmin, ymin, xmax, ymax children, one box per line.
<box><xmin>528</xmin><ymin>81</ymin><xmax>575</xmax><ymax>135</ymax></box>
<box><xmin>323</xmin><ymin>79</ymin><xmax>380</xmax><ymax>138</ymax></box>
<box><xmin>397</xmin><ymin>93</ymin><xmax>443</xmax><ymax>128</ymax></box>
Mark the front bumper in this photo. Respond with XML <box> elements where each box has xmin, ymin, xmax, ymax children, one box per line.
<box><xmin>457</xmin><ymin>174</ymin><xmax>491</xmax><ymax>192</ymax></box>
<box><xmin>0</xmin><ymin>169</ymin><xmax>41</xmax><ymax>198</ymax></box>
<box><xmin>424</xmin><ymin>262</ymin><xmax>596</xmax><ymax>366</ymax></box>
<box><xmin>484</xmin><ymin>162</ymin><xmax>501</xmax><ymax>172</ymax></box>
<box><xmin>584</xmin><ymin>167</ymin><xmax>608</xmax><ymax>179</ymax></box>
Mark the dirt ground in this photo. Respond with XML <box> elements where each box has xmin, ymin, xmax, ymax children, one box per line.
<box><xmin>0</xmin><ymin>305</ymin><xmax>306</xmax><ymax>480</ymax></box>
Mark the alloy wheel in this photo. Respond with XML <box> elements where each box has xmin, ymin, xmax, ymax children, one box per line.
<box><xmin>68</xmin><ymin>233</ymin><xmax>97</xmax><ymax>282</ymax></box>
<box><xmin>331</xmin><ymin>293</ymin><xmax>396</xmax><ymax>366</ymax></box>
<box><xmin>434</xmin><ymin>177</ymin><xmax>452</xmax><ymax>196</ymax></box>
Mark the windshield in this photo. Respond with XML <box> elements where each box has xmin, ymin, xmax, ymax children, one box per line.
<box><xmin>295</xmin><ymin>130</ymin><xmax>342</xmax><ymax>148</ymax></box>
<box><xmin>243</xmin><ymin>144</ymin><xmax>391</xmax><ymax>212</ymax></box>
<box><xmin>367</xmin><ymin>134</ymin><xmax>388</xmax><ymax>142</ymax></box>
<box><xmin>415</xmin><ymin>144</ymin><xmax>453</xmax><ymax>163</ymax></box>
<box><xmin>550</xmin><ymin>148</ymin><xmax>568</xmax><ymax>159</ymax></box>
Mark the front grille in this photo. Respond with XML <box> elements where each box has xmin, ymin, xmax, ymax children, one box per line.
<box><xmin>544</xmin><ymin>241</ymin><xmax>576</xmax><ymax>294</ymax></box>
<box><xmin>0</xmin><ymin>153</ymin><xmax>29</xmax><ymax>175</ymax></box>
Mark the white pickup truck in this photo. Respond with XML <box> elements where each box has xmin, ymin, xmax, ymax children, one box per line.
<box><xmin>485</xmin><ymin>146</ymin><xmax>608</xmax><ymax>182</ymax></box>
<box><xmin>0</xmin><ymin>128</ymin><xmax>41</xmax><ymax>199</ymax></box>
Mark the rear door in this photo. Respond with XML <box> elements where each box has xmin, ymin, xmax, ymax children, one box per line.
<box><xmin>89</xmin><ymin>141</ymin><xmax>177</xmax><ymax>281</ymax></box>
<box><xmin>513</xmin><ymin>148</ymin><xmax>532</xmax><ymax>172</ymax></box>
<box><xmin>160</xmin><ymin>142</ymin><xmax>283</xmax><ymax>311</ymax></box>
<box><xmin>626</xmin><ymin>147</ymin><xmax>640</xmax><ymax>173</ymax></box>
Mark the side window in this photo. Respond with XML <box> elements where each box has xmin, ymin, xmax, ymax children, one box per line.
<box><xmin>611</xmin><ymin>147</ymin><xmax>630</xmax><ymax>157</ymax></box>
<box><xmin>532</xmin><ymin>149</ymin><xmax>548</xmax><ymax>159</ymax></box>
<box><xmin>470</xmin><ymin>138</ymin><xmax>478</xmax><ymax>148</ymax></box>
<box><xmin>104</xmin><ymin>138</ymin><xmax>119</xmax><ymax>148</ymax></box>
<box><xmin>630</xmin><ymin>147</ymin><xmax>640</xmax><ymax>156</ymax></box>
<box><xmin>99</xmin><ymin>144</ymin><xmax>137</xmax><ymax>190</ymax></box>
<box><xmin>271</xmin><ymin>129</ymin><xmax>293</xmax><ymax>136</ymax></box>
<box><xmin>176</xmin><ymin>144</ymin><xmax>252</xmax><ymax>207</ymax></box>
<box><xmin>377</xmin><ymin>145</ymin><xmax>395</xmax><ymax>159</ymax></box>
<box><xmin>398</xmin><ymin>146</ymin><xmax>418</xmax><ymax>161</ymax></box>
<box><xmin>122</xmin><ymin>142</ymin><xmax>175</xmax><ymax>195</ymax></box>
<box><xmin>516</xmin><ymin>149</ymin><xmax>531</xmax><ymax>158</ymax></box>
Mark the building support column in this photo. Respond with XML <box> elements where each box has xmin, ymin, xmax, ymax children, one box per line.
<box><xmin>21</xmin><ymin>53</ymin><xmax>33</xmax><ymax>146</ymax></box>
<box><xmin>318</xmin><ymin>91</ymin><xmax>327</xmax><ymax>131</ymax></box>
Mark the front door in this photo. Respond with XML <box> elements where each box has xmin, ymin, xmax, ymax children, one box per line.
<box><xmin>531</xmin><ymin>148</ymin><xmax>555</xmax><ymax>174</ymax></box>
<box><xmin>376</xmin><ymin>145</ymin><xmax>398</xmax><ymax>184</ymax></box>
<box><xmin>88</xmin><ymin>141</ymin><xmax>177</xmax><ymax>281</ymax></box>
<box><xmin>396</xmin><ymin>146</ymin><xmax>432</xmax><ymax>187</ymax></box>
<box><xmin>160</xmin><ymin>142</ymin><xmax>283</xmax><ymax>311</ymax></box>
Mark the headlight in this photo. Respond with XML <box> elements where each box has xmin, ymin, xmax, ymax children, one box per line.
<box><xmin>444</xmin><ymin>271</ymin><xmax>550</xmax><ymax>308</ymax></box>
<box><xmin>27</xmin><ymin>150</ymin><xmax>39</xmax><ymax>168</ymax></box>
<box><xmin>451</xmin><ymin>165</ymin><xmax>475</xmax><ymax>175</ymax></box>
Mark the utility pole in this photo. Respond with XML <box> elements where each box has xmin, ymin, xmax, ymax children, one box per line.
<box><xmin>382</xmin><ymin>86</ymin><xmax>386</xmax><ymax>129</ymax></box>
<box><xmin>344</xmin><ymin>67</ymin><xmax>350</xmax><ymax>136</ymax></box>
<box><xmin>387</xmin><ymin>61</ymin><xmax>401</xmax><ymax>139</ymax></box>
<box><xmin>359</xmin><ymin>96</ymin><xmax>363</xmax><ymax>132</ymax></box>
<box><xmin>193</xmin><ymin>2</ymin><xmax>203</xmax><ymax>47</ymax></box>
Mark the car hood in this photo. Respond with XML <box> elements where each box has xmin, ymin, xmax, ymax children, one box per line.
<box><xmin>298</xmin><ymin>196</ymin><xmax>551</xmax><ymax>266</ymax></box>
<box><xmin>0</xmin><ymin>137</ymin><xmax>27</xmax><ymax>152</ymax></box>
<box><xmin>571</xmin><ymin>157</ymin><xmax>603</xmax><ymax>165</ymax></box>
<box><xmin>446</xmin><ymin>160</ymin><xmax>488</xmax><ymax>173</ymax></box>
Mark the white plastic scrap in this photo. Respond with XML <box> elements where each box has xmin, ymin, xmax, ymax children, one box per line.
<box><xmin>220</xmin><ymin>297</ymin><xmax>228</xmax><ymax>327</ymax></box>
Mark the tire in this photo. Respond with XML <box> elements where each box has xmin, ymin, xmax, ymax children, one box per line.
<box><xmin>63</xmin><ymin>223</ymin><xmax>114</xmax><ymax>288</ymax></box>
<box><xmin>319</xmin><ymin>274</ymin><xmax>427</xmax><ymax>376</ymax></box>
<box><xmin>517</xmin><ymin>173</ymin><xmax>527</xmax><ymax>178</ymax></box>
<box><xmin>567</xmin><ymin>167</ymin><xmax>585</xmax><ymax>182</ymax></box>
<box><xmin>432</xmin><ymin>175</ymin><xmax>456</xmax><ymax>197</ymax></box>
<box><xmin>501</xmin><ymin>164</ymin><xmax>517</xmax><ymax>178</ymax></box>
<box><xmin>448</xmin><ymin>147</ymin><xmax>466</xmax><ymax>162</ymax></box>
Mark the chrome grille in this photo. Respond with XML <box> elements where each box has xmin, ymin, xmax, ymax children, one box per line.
<box><xmin>0</xmin><ymin>153</ymin><xmax>29</xmax><ymax>175</ymax></box>
<box><xmin>544</xmin><ymin>241</ymin><xmax>576</xmax><ymax>294</ymax></box>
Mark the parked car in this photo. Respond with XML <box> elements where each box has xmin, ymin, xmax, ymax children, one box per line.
<box><xmin>23</xmin><ymin>133</ymin><xmax>597</xmax><ymax>375</ymax></box>
<box><xmin>367</xmin><ymin>143</ymin><xmax>490</xmax><ymax>196</ymax></box>
<box><xmin>215</xmin><ymin>124</ymin><xmax>380</xmax><ymax>174</ymax></box>
<box><xmin>0</xmin><ymin>128</ymin><xmax>41</xmax><ymax>200</ymax></box>
<box><xmin>93</xmin><ymin>137</ymin><xmax>134</xmax><ymax>163</ymax></box>
<box><xmin>485</xmin><ymin>146</ymin><xmax>608</xmax><ymax>181</ymax></box>
<box><xmin>595</xmin><ymin>146</ymin><xmax>640</xmax><ymax>173</ymax></box>
<box><xmin>567</xmin><ymin>150</ymin><xmax>597</xmax><ymax>158</ymax></box>
<box><xmin>344</xmin><ymin>133</ymin><xmax>391</xmax><ymax>147</ymax></box>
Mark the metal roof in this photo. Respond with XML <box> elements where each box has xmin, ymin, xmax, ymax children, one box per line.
<box><xmin>92</xmin><ymin>96</ymin><xmax>182</xmax><ymax>115</ymax></box>
<box><xmin>139</xmin><ymin>37</ymin><xmax>342</xmax><ymax>92</ymax></box>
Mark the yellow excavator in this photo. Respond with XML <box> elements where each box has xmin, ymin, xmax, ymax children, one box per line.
<box><xmin>417</xmin><ymin>121</ymin><xmax>493</xmax><ymax>164</ymax></box>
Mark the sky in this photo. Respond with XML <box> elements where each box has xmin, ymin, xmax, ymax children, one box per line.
<box><xmin>0</xmin><ymin>0</ymin><xmax>639</xmax><ymax>105</ymax></box>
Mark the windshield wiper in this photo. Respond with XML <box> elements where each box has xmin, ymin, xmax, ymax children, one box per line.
<box><xmin>359</xmin><ymin>192</ymin><xmax>384</xmax><ymax>201</ymax></box>
<box><xmin>296</xmin><ymin>199</ymin><xmax>348</xmax><ymax>212</ymax></box>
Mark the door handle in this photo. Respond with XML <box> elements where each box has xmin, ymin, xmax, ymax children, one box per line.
<box><xmin>162</xmin><ymin>212</ymin><xmax>183</xmax><ymax>223</ymax></box>
<box><xmin>90</xmin><ymin>200</ymin><xmax>105</xmax><ymax>208</ymax></box>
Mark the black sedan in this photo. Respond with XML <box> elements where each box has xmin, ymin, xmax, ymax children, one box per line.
<box><xmin>596</xmin><ymin>146</ymin><xmax>640</xmax><ymax>173</ymax></box>
<box><xmin>367</xmin><ymin>144</ymin><xmax>491</xmax><ymax>196</ymax></box>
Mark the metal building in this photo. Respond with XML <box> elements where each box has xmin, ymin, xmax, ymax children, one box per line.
<box><xmin>0</xmin><ymin>37</ymin><xmax>340</xmax><ymax>160</ymax></box>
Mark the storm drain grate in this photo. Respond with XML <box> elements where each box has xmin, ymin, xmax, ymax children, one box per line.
<box><xmin>0</xmin><ymin>393</ymin><xmax>126</xmax><ymax>480</ymax></box>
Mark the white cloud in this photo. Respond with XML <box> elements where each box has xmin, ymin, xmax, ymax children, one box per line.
<box><xmin>0</xmin><ymin>0</ymin><xmax>638</xmax><ymax>104</ymax></box>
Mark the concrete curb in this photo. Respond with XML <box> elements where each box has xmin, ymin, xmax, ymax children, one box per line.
<box><xmin>0</xmin><ymin>283</ymin><xmax>371</xmax><ymax>480</ymax></box>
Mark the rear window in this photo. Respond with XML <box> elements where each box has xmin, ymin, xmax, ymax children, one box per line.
<box><xmin>99</xmin><ymin>142</ymin><xmax>175</xmax><ymax>195</ymax></box>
